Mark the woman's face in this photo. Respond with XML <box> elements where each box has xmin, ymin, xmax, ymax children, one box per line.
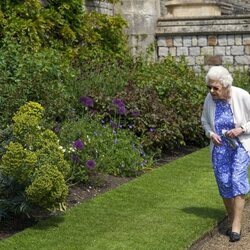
<box><xmin>207</xmin><ymin>80</ymin><xmax>227</xmax><ymax>100</ymax></box>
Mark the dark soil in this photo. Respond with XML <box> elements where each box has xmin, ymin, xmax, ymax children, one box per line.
<box><xmin>0</xmin><ymin>146</ymin><xmax>199</xmax><ymax>241</ymax></box>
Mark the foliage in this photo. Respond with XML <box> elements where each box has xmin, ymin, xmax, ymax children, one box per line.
<box><xmin>0</xmin><ymin>1</ymin><xmax>128</xmax><ymax>129</ymax></box>
<box><xmin>26</xmin><ymin>164</ymin><xmax>68</xmax><ymax>209</ymax></box>
<box><xmin>59</xmin><ymin>114</ymin><xmax>152</xmax><ymax>181</ymax></box>
<box><xmin>0</xmin><ymin>43</ymin><xmax>76</xmax><ymax>128</ymax></box>
<box><xmin>74</xmin><ymin>56</ymin><xmax>209</xmax><ymax>155</ymax></box>
<box><xmin>130</xmin><ymin>56</ymin><xmax>208</xmax><ymax>148</ymax></box>
<box><xmin>0</xmin><ymin>0</ymin><xmax>127</xmax><ymax>54</ymax></box>
<box><xmin>0</xmin><ymin>126</ymin><xmax>13</xmax><ymax>158</ymax></box>
<box><xmin>0</xmin><ymin>173</ymin><xmax>30</xmax><ymax>221</ymax></box>
<box><xmin>0</xmin><ymin>101</ymin><xmax>70</xmax><ymax>213</ymax></box>
<box><xmin>69</xmin><ymin>47</ymin><xmax>133</xmax><ymax>100</ymax></box>
<box><xmin>233</xmin><ymin>69</ymin><xmax>250</xmax><ymax>92</ymax></box>
<box><xmin>116</xmin><ymin>84</ymin><xmax>184</xmax><ymax>153</ymax></box>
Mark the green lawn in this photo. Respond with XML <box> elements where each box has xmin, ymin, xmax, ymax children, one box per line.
<box><xmin>0</xmin><ymin>147</ymin><xmax>225</xmax><ymax>250</ymax></box>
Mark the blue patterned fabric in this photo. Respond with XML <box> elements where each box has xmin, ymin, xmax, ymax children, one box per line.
<box><xmin>212</xmin><ymin>100</ymin><xmax>250</xmax><ymax>198</ymax></box>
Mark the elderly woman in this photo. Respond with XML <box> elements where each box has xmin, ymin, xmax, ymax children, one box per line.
<box><xmin>201</xmin><ymin>66</ymin><xmax>250</xmax><ymax>242</ymax></box>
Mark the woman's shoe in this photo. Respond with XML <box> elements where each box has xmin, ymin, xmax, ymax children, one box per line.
<box><xmin>225</xmin><ymin>227</ymin><xmax>232</xmax><ymax>236</ymax></box>
<box><xmin>229</xmin><ymin>232</ymin><xmax>241</xmax><ymax>242</ymax></box>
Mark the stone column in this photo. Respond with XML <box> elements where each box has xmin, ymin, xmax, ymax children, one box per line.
<box><xmin>115</xmin><ymin>0</ymin><xmax>161</xmax><ymax>58</ymax></box>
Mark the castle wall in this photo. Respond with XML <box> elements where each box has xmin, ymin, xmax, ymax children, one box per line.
<box><xmin>114</xmin><ymin>0</ymin><xmax>161</xmax><ymax>57</ymax></box>
<box><xmin>84</xmin><ymin>0</ymin><xmax>114</xmax><ymax>15</ymax></box>
<box><xmin>84</xmin><ymin>1</ymin><xmax>250</xmax><ymax>71</ymax></box>
<box><xmin>156</xmin><ymin>15</ymin><xmax>250</xmax><ymax>72</ymax></box>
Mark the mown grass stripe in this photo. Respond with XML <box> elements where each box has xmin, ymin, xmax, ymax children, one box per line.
<box><xmin>0</xmin><ymin>147</ymin><xmax>225</xmax><ymax>250</ymax></box>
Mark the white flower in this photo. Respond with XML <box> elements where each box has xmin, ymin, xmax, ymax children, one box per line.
<box><xmin>87</xmin><ymin>135</ymin><xmax>91</xmax><ymax>142</ymax></box>
<box><xmin>59</xmin><ymin>146</ymin><xmax>66</xmax><ymax>153</ymax></box>
<box><xmin>68</xmin><ymin>147</ymin><xmax>75</xmax><ymax>153</ymax></box>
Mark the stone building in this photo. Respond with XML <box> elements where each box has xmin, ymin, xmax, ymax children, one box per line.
<box><xmin>86</xmin><ymin>0</ymin><xmax>250</xmax><ymax>72</ymax></box>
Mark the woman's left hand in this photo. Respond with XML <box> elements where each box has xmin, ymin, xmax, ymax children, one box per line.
<box><xmin>226</xmin><ymin>128</ymin><xmax>244</xmax><ymax>138</ymax></box>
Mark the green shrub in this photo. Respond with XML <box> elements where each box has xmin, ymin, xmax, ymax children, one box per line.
<box><xmin>0</xmin><ymin>0</ymin><xmax>129</xmax><ymax>129</ymax></box>
<box><xmin>26</xmin><ymin>164</ymin><xmax>68</xmax><ymax>209</ymax></box>
<box><xmin>1</xmin><ymin>142</ymin><xmax>37</xmax><ymax>185</ymax></box>
<box><xmin>59</xmin><ymin>114</ymin><xmax>152</xmax><ymax>181</ymax></box>
<box><xmin>75</xmin><ymin>56</ymin><xmax>208</xmax><ymax>154</ymax></box>
<box><xmin>0</xmin><ymin>173</ymin><xmax>30</xmax><ymax>221</ymax></box>
<box><xmin>233</xmin><ymin>69</ymin><xmax>250</xmax><ymax>92</ymax></box>
<box><xmin>0</xmin><ymin>1</ymin><xmax>127</xmax><ymax>53</ymax></box>
<box><xmin>130</xmin><ymin>56</ymin><xmax>208</xmax><ymax>148</ymax></box>
<box><xmin>0</xmin><ymin>101</ymin><xmax>70</xmax><ymax>212</ymax></box>
<box><xmin>69</xmin><ymin>47</ymin><xmax>133</xmax><ymax>99</ymax></box>
<box><xmin>0</xmin><ymin>44</ymin><xmax>75</xmax><ymax>128</ymax></box>
<box><xmin>116</xmin><ymin>84</ymin><xmax>185</xmax><ymax>153</ymax></box>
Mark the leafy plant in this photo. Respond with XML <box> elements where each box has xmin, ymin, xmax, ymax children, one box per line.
<box><xmin>59</xmin><ymin>114</ymin><xmax>152</xmax><ymax>181</ymax></box>
<box><xmin>0</xmin><ymin>101</ymin><xmax>70</xmax><ymax>212</ymax></box>
<box><xmin>0</xmin><ymin>44</ymin><xmax>76</xmax><ymax>128</ymax></box>
<box><xmin>130</xmin><ymin>56</ymin><xmax>208</xmax><ymax>148</ymax></box>
<box><xmin>233</xmin><ymin>69</ymin><xmax>250</xmax><ymax>92</ymax></box>
<box><xmin>0</xmin><ymin>0</ymin><xmax>127</xmax><ymax>53</ymax></box>
<box><xmin>0</xmin><ymin>173</ymin><xmax>30</xmax><ymax>221</ymax></box>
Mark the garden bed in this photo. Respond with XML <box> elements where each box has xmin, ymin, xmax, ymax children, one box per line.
<box><xmin>0</xmin><ymin>146</ymin><xmax>198</xmax><ymax>241</ymax></box>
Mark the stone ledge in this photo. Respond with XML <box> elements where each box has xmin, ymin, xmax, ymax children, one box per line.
<box><xmin>158</xmin><ymin>14</ymin><xmax>250</xmax><ymax>21</ymax></box>
<box><xmin>156</xmin><ymin>16</ymin><xmax>250</xmax><ymax>35</ymax></box>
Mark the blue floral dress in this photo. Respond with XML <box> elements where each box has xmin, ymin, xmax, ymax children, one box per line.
<box><xmin>212</xmin><ymin>100</ymin><xmax>250</xmax><ymax>198</ymax></box>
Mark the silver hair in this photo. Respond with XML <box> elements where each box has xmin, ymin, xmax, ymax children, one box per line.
<box><xmin>205</xmin><ymin>66</ymin><xmax>233</xmax><ymax>87</ymax></box>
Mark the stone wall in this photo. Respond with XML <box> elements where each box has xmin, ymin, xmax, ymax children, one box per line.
<box><xmin>115</xmin><ymin>0</ymin><xmax>161</xmax><ymax>57</ymax></box>
<box><xmin>162</xmin><ymin>0</ymin><xmax>250</xmax><ymax>16</ymax></box>
<box><xmin>84</xmin><ymin>0</ymin><xmax>250</xmax><ymax>71</ymax></box>
<box><xmin>84</xmin><ymin>0</ymin><xmax>161</xmax><ymax>57</ymax></box>
<box><xmin>156</xmin><ymin>15</ymin><xmax>250</xmax><ymax>72</ymax></box>
<box><xmin>221</xmin><ymin>0</ymin><xmax>250</xmax><ymax>15</ymax></box>
<box><xmin>85</xmin><ymin>0</ymin><xmax>114</xmax><ymax>15</ymax></box>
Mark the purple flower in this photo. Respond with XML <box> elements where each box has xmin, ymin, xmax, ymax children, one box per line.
<box><xmin>118</xmin><ymin>106</ymin><xmax>126</xmax><ymax>115</ymax></box>
<box><xmin>71</xmin><ymin>154</ymin><xmax>80</xmax><ymax>164</ymax></box>
<box><xmin>149</xmin><ymin>128</ymin><xmax>156</xmax><ymax>132</ymax></box>
<box><xmin>112</xmin><ymin>98</ymin><xmax>125</xmax><ymax>108</ymax></box>
<box><xmin>86</xmin><ymin>160</ymin><xmax>96</xmax><ymax>169</ymax></box>
<box><xmin>73</xmin><ymin>139</ymin><xmax>84</xmax><ymax>150</ymax></box>
<box><xmin>80</xmin><ymin>96</ymin><xmax>94</xmax><ymax>108</ymax></box>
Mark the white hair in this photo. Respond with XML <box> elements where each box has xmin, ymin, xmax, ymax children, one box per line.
<box><xmin>205</xmin><ymin>66</ymin><xmax>233</xmax><ymax>87</ymax></box>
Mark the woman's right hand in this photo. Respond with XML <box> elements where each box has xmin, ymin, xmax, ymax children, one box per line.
<box><xmin>211</xmin><ymin>133</ymin><xmax>222</xmax><ymax>146</ymax></box>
